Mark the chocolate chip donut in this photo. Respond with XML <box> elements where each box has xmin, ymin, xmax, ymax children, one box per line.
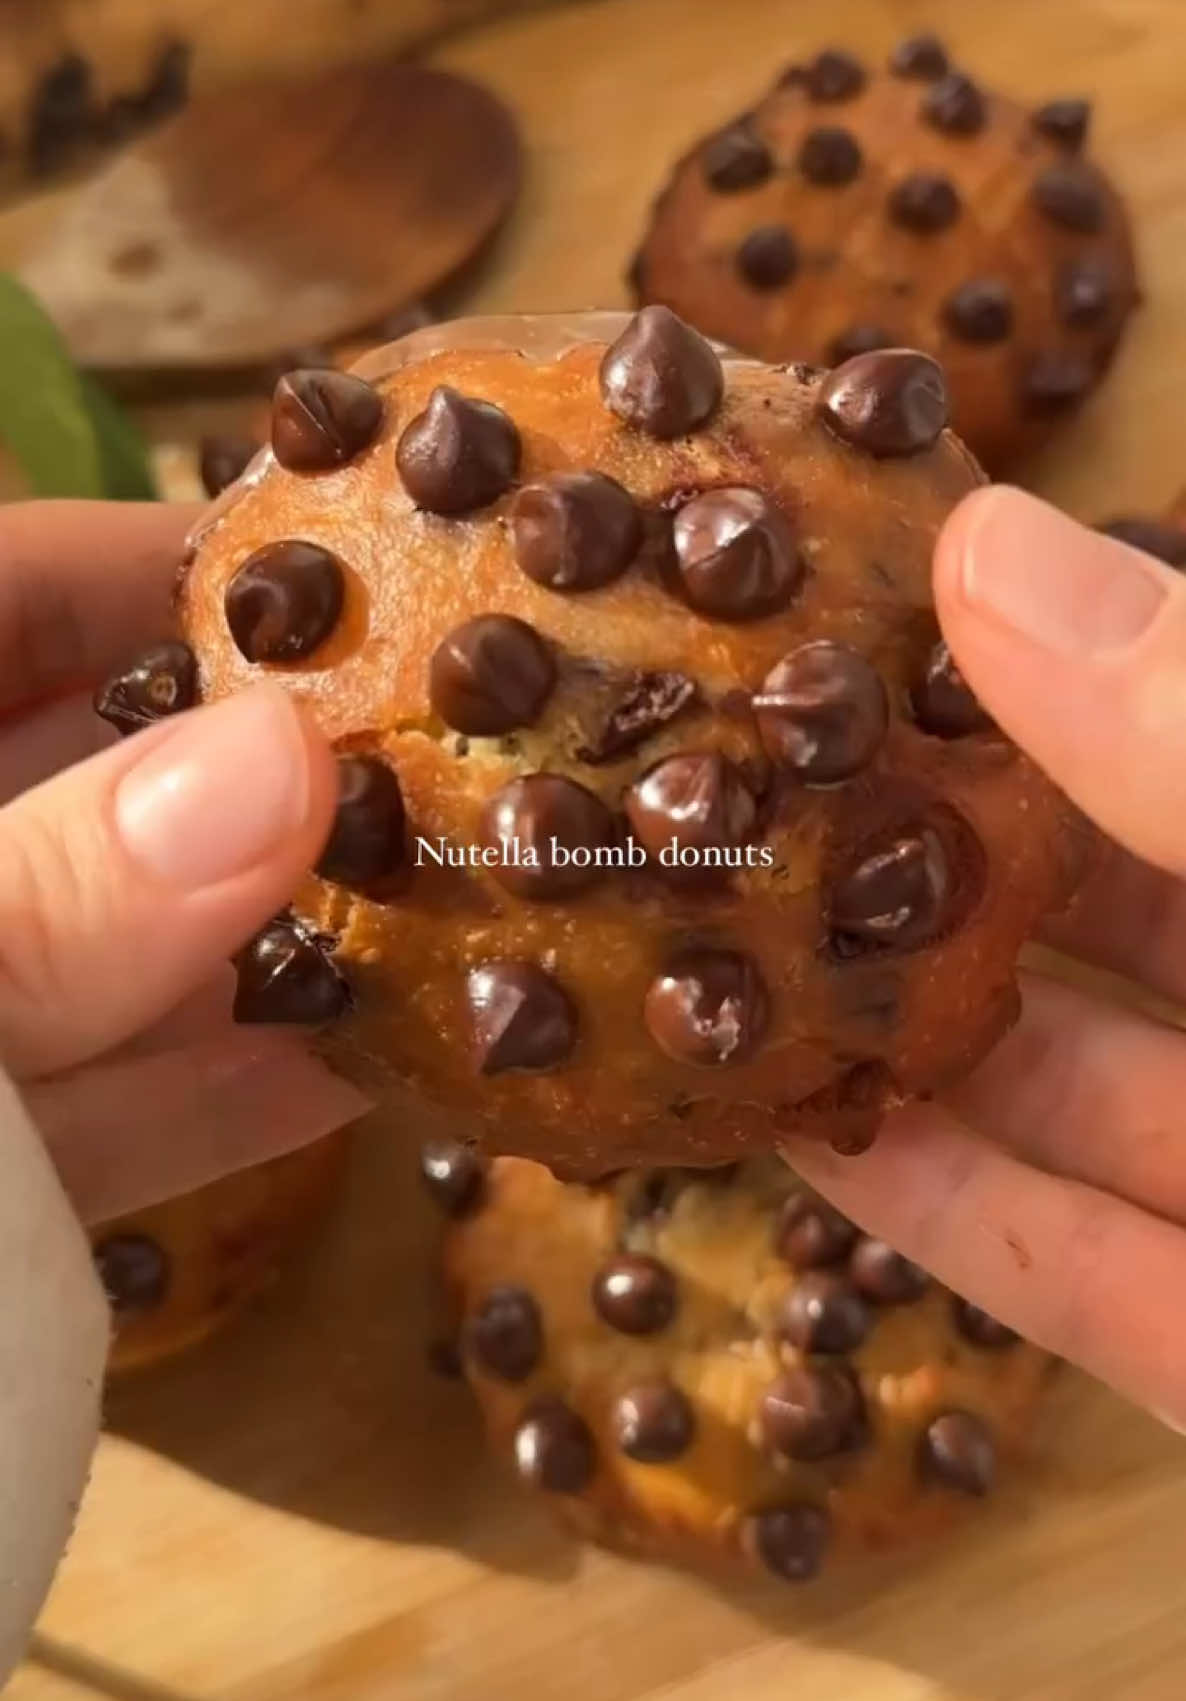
<box><xmin>436</xmin><ymin>1149</ymin><xmax>1056</xmax><ymax>1581</ymax></box>
<box><xmin>91</xmin><ymin>1133</ymin><xmax>348</xmax><ymax>1372</ymax></box>
<box><xmin>130</xmin><ymin>310</ymin><xmax>1083</xmax><ymax>1175</ymax></box>
<box><xmin>631</xmin><ymin>37</ymin><xmax>1138</xmax><ymax>472</ymax></box>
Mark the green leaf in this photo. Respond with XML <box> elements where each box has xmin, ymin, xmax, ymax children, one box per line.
<box><xmin>79</xmin><ymin>373</ymin><xmax>157</xmax><ymax>501</ymax></box>
<box><xmin>0</xmin><ymin>274</ymin><xmax>104</xmax><ymax>497</ymax></box>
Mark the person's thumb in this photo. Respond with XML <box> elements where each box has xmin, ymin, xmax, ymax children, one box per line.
<box><xmin>0</xmin><ymin>683</ymin><xmax>337</xmax><ymax>1078</ymax></box>
<box><xmin>935</xmin><ymin>485</ymin><xmax>1186</xmax><ymax>877</ymax></box>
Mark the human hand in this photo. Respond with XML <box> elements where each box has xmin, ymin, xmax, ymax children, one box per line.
<box><xmin>0</xmin><ymin>499</ymin><xmax>366</xmax><ymax>1224</ymax></box>
<box><xmin>783</xmin><ymin>485</ymin><xmax>1186</xmax><ymax>1430</ymax></box>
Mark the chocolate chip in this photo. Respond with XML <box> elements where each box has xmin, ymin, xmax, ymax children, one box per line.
<box><xmin>469</xmin><ymin>1285</ymin><xmax>543</xmax><ymax>1381</ymax></box>
<box><xmin>672</xmin><ymin>487</ymin><xmax>802</xmax><ymax>620</ymax></box>
<box><xmin>316</xmin><ymin>755</ymin><xmax>406</xmax><ymax>887</ymax></box>
<box><xmin>819</xmin><ymin>350</ymin><xmax>948</xmax><ymax>457</ymax></box>
<box><xmin>233</xmin><ymin>915</ymin><xmax>350</xmax><ymax>1024</ymax></box>
<box><xmin>920</xmin><ymin>1411</ymin><xmax>995</xmax><ymax>1495</ymax></box>
<box><xmin>798</xmin><ymin>126</ymin><xmax>862</xmax><ymax>186</ymax></box>
<box><xmin>888</xmin><ymin>171</ymin><xmax>961</xmax><ymax>233</ymax></box>
<box><xmin>760</xmin><ymin>1365</ymin><xmax>865</xmax><ymax>1460</ymax></box>
<box><xmin>911</xmin><ymin>639</ymin><xmax>993</xmax><ymax>737</ymax></box>
<box><xmin>1022</xmin><ymin>350</ymin><xmax>1093</xmax><ymax>414</ymax></box>
<box><xmin>514</xmin><ymin>1397</ymin><xmax>596</xmax><ymax>1492</ymax></box>
<box><xmin>395</xmin><ymin>386</ymin><xmax>520</xmax><ymax>513</ymax></box>
<box><xmin>419</xmin><ymin>1138</ymin><xmax>488</xmax><ymax>1215</ymax></box>
<box><xmin>803</xmin><ymin>50</ymin><xmax>866</xmax><ymax>102</ymax></box>
<box><xmin>600</xmin><ymin>307</ymin><xmax>723</xmax><ymax>438</ymax></box>
<box><xmin>592</xmin><ymin>1253</ymin><xmax>678</xmax><ymax>1334</ymax></box>
<box><xmin>830</xmin><ymin>825</ymin><xmax>954</xmax><ymax>952</ymax></box>
<box><xmin>644</xmin><ymin>949</ymin><xmax>770</xmax><ymax>1066</ymax></box>
<box><xmin>889</xmin><ymin>34</ymin><xmax>949</xmax><ymax>79</ymax></box>
<box><xmin>136</xmin><ymin>41</ymin><xmax>190</xmax><ymax>122</ymax></box>
<box><xmin>736</xmin><ymin>226</ymin><xmax>799</xmax><ymax>289</ymax></box>
<box><xmin>777</xmin><ymin>1271</ymin><xmax>871</xmax><ymax>1353</ymax></box>
<box><xmin>481</xmin><ymin>775</ymin><xmax>615</xmax><ymax>898</ymax></box>
<box><xmin>271</xmin><ymin>369</ymin><xmax>383</xmax><ymax>472</ymax></box>
<box><xmin>225</xmin><ymin>541</ymin><xmax>344</xmax><ymax>663</ymax></box>
<box><xmin>773</xmin><ymin>1190</ymin><xmax>858</xmax><ymax>1268</ymax></box>
<box><xmin>29</xmin><ymin>54</ymin><xmax>93</xmax><ymax>176</ymax></box>
<box><xmin>749</xmin><ymin>1504</ymin><xmax>830</xmax><ymax>1581</ymax></box>
<box><xmin>510</xmin><ymin>472</ymin><xmax>641</xmax><ymax>591</ymax></box>
<box><xmin>921</xmin><ymin>73</ymin><xmax>987</xmax><ymax>136</ymax></box>
<box><xmin>625</xmin><ymin>751</ymin><xmax>757</xmax><ymax>879</ymax></box>
<box><xmin>1056</xmin><ymin>256</ymin><xmax>1116</xmax><ymax>327</ymax></box>
<box><xmin>1032</xmin><ymin>163</ymin><xmax>1104</xmax><ymax>232</ymax></box>
<box><xmin>613</xmin><ymin>1381</ymin><xmax>695</xmax><ymax>1462</ymax></box>
<box><xmin>467</xmin><ymin>960</ymin><xmax>578</xmax><ymax>1074</ymax></box>
<box><xmin>754</xmin><ymin>641</ymin><xmax>889</xmax><ymax>783</ymax></box>
<box><xmin>94</xmin><ymin>640</ymin><xmax>198</xmax><ymax>737</ymax></box>
<box><xmin>1033</xmin><ymin>97</ymin><xmax>1091</xmax><ymax>151</ymax></box>
<box><xmin>850</xmin><ymin>1237</ymin><xmax>929</xmax><ymax>1303</ymax></box>
<box><xmin>577</xmin><ymin>670</ymin><xmax>699</xmax><ymax>764</ymax></box>
<box><xmin>429</xmin><ymin>615</ymin><xmax>555</xmax><ymax>735</ymax></box>
<box><xmin>1098</xmin><ymin>516</ymin><xmax>1186</xmax><ymax>569</ymax></box>
<box><xmin>93</xmin><ymin>1234</ymin><xmax>169</xmax><ymax>1315</ymax></box>
<box><xmin>942</xmin><ymin>278</ymin><xmax>1014</xmax><ymax>343</ymax></box>
<box><xmin>702</xmin><ymin>123</ymin><xmax>773</xmax><ymax>191</ymax></box>
<box><xmin>953</xmin><ymin>1297</ymin><xmax>1018</xmax><ymax>1348</ymax></box>
<box><xmin>199</xmin><ymin>434</ymin><xmax>257</xmax><ymax>497</ymax></box>
<box><xmin>827</xmin><ymin>325</ymin><xmax>893</xmax><ymax>365</ymax></box>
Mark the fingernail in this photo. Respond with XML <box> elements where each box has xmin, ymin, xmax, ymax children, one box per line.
<box><xmin>115</xmin><ymin>687</ymin><xmax>312</xmax><ymax>887</ymax></box>
<box><xmin>958</xmin><ymin>487</ymin><xmax>1170</xmax><ymax>657</ymax></box>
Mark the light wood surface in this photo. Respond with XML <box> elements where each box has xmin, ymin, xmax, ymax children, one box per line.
<box><xmin>11</xmin><ymin>1</ymin><xmax>1186</xmax><ymax>1698</ymax></box>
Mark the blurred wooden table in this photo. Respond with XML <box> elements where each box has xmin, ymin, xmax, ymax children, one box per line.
<box><xmin>11</xmin><ymin>1</ymin><xmax>1186</xmax><ymax>1698</ymax></box>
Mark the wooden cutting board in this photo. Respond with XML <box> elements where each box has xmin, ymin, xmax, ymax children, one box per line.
<box><xmin>12</xmin><ymin>1</ymin><xmax>1186</xmax><ymax>1698</ymax></box>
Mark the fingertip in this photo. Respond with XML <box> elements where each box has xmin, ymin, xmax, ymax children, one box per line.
<box><xmin>933</xmin><ymin>484</ymin><xmax>1041</xmax><ymax>630</ymax></box>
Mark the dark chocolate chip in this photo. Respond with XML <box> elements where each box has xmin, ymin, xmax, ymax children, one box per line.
<box><xmin>600</xmin><ymin>306</ymin><xmax>723</xmax><ymax>438</ymax></box>
<box><xmin>754</xmin><ymin>641</ymin><xmax>889</xmax><ymax>783</ymax></box>
<box><xmin>624</xmin><ymin>751</ymin><xmax>757</xmax><ymax>879</ymax></box>
<box><xmin>850</xmin><ymin>1237</ymin><xmax>929</xmax><ymax>1303</ymax></box>
<box><xmin>942</xmin><ymin>278</ymin><xmax>1014</xmax><ymax>344</ymax></box>
<box><xmin>827</xmin><ymin>325</ymin><xmax>893</xmax><ymax>365</ymax></box>
<box><xmin>888</xmin><ymin>171</ymin><xmax>961</xmax><ymax>233</ymax></box>
<box><xmin>467</xmin><ymin>960</ymin><xmax>578</xmax><ymax>1074</ymax></box>
<box><xmin>644</xmin><ymin>948</ymin><xmax>769</xmax><ymax>1066</ymax></box>
<box><xmin>736</xmin><ymin>226</ymin><xmax>799</xmax><ymax>290</ymax></box>
<box><xmin>911</xmin><ymin>640</ymin><xmax>993</xmax><ymax>737</ymax></box>
<box><xmin>1098</xmin><ymin>516</ymin><xmax>1186</xmax><ymax>569</ymax></box>
<box><xmin>429</xmin><ymin>615</ymin><xmax>555</xmax><ymax>735</ymax></box>
<box><xmin>419</xmin><ymin>1138</ymin><xmax>488</xmax><ymax>1216</ymax></box>
<box><xmin>830</xmin><ymin>825</ymin><xmax>954</xmax><ymax>952</ymax></box>
<box><xmin>773</xmin><ymin>1190</ymin><xmax>858</xmax><ymax>1269</ymax></box>
<box><xmin>514</xmin><ymin>1397</ymin><xmax>596</xmax><ymax>1492</ymax></box>
<box><xmin>94</xmin><ymin>640</ymin><xmax>197</xmax><ymax>737</ymax></box>
<box><xmin>592</xmin><ymin>1253</ymin><xmax>678</xmax><ymax>1334</ymax></box>
<box><xmin>672</xmin><ymin>487</ymin><xmax>802</xmax><ymax>620</ymax></box>
<box><xmin>803</xmin><ymin>50</ymin><xmax>867</xmax><ymax>102</ymax></box>
<box><xmin>225</xmin><ymin>540</ymin><xmax>344</xmax><ymax>663</ymax></box>
<box><xmin>481</xmin><ymin>774</ymin><xmax>615</xmax><ymax>898</ymax></box>
<box><xmin>395</xmin><ymin>385</ymin><xmax>520</xmax><ymax>513</ymax></box>
<box><xmin>577</xmin><ymin>670</ymin><xmax>699</xmax><ymax>764</ymax></box>
<box><xmin>702</xmin><ymin>123</ymin><xmax>774</xmax><ymax>191</ymax></box>
<box><xmin>316</xmin><ymin>755</ymin><xmax>406</xmax><ymax>887</ymax></box>
<box><xmin>1033</xmin><ymin>97</ymin><xmax>1091</xmax><ymax>151</ymax></box>
<box><xmin>199</xmin><ymin>434</ymin><xmax>258</xmax><ymax>497</ymax></box>
<box><xmin>510</xmin><ymin>471</ymin><xmax>641</xmax><ymax>591</ymax></box>
<box><xmin>921</xmin><ymin>72</ymin><xmax>987</xmax><ymax>136</ymax></box>
<box><xmin>920</xmin><ymin>1410</ymin><xmax>996</xmax><ymax>1495</ymax></box>
<box><xmin>889</xmin><ymin>34</ymin><xmax>949</xmax><ymax>79</ymax></box>
<box><xmin>29</xmin><ymin>54</ymin><xmax>93</xmax><ymax>176</ymax></box>
<box><xmin>613</xmin><ymin>1381</ymin><xmax>695</xmax><ymax>1462</ymax></box>
<box><xmin>1032</xmin><ymin>163</ymin><xmax>1104</xmax><ymax>232</ymax></box>
<box><xmin>93</xmin><ymin>1234</ymin><xmax>169</xmax><ymax>1316</ymax></box>
<box><xmin>136</xmin><ymin>41</ymin><xmax>190</xmax><ymax>122</ymax></box>
<box><xmin>777</xmin><ymin>1271</ymin><xmax>871</xmax><ymax>1353</ymax></box>
<box><xmin>1055</xmin><ymin>256</ymin><xmax>1116</xmax><ymax>327</ymax></box>
<box><xmin>819</xmin><ymin>350</ymin><xmax>948</xmax><ymax>457</ymax></box>
<box><xmin>760</xmin><ymin>1365</ymin><xmax>865</xmax><ymax>1460</ymax></box>
<box><xmin>469</xmin><ymin>1285</ymin><xmax>543</xmax><ymax>1381</ymax></box>
<box><xmin>749</xmin><ymin>1504</ymin><xmax>831</xmax><ymax>1582</ymax></box>
<box><xmin>271</xmin><ymin>369</ymin><xmax>383</xmax><ymax>472</ymax></box>
<box><xmin>798</xmin><ymin>126</ymin><xmax>863</xmax><ymax>186</ymax></box>
<box><xmin>953</xmin><ymin>1297</ymin><xmax>1018</xmax><ymax>1348</ymax></box>
<box><xmin>233</xmin><ymin>916</ymin><xmax>350</xmax><ymax>1024</ymax></box>
<box><xmin>1022</xmin><ymin>350</ymin><xmax>1093</xmax><ymax>414</ymax></box>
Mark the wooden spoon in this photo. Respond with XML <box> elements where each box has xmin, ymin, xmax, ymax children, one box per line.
<box><xmin>19</xmin><ymin>60</ymin><xmax>521</xmax><ymax>370</ymax></box>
